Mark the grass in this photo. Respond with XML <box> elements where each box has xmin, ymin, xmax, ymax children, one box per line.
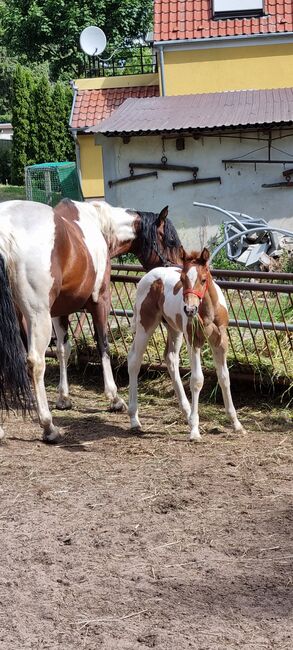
<box><xmin>0</xmin><ymin>184</ymin><xmax>26</xmax><ymax>201</ymax></box>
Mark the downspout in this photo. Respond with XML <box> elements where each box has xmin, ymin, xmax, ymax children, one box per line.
<box><xmin>69</xmin><ymin>80</ymin><xmax>82</xmax><ymax>191</ymax></box>
<box><xmin>158</xmin><ymin>45</ymin><xmax>166</xmax><ymax>97</ymax></box>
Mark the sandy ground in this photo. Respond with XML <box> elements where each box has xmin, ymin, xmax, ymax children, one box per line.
<box><xmin>0</xmin><ymin>367</ymin><xmax>292</xmax><ymax>649</ymax></box>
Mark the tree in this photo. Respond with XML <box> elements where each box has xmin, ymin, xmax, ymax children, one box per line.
<box><xmin>34</xmin><ymin>75</ymin><xmax>54</xmax><ymax>162</ymax></box>
<box><xmin>25</xmin><ymin>69</ymin><xmax>38</xmax><ymax>166</ymax></box>
<box><xmin>51</xmin><ymin>82</ymin><xmax>74</xmax><ymax>161</ymax></box>
<box><xmin>0</xmin><ymin>47</ymin><xmax>17</xmax><ymax>122</ymax></box>
<box><xmin>1</xmin><ymin>0</ymin><xmax>153</xmax><ymax>81</ymax></box>
<box><xmin>11</xmin><ymin>64</ymin><xmax>30</xmax><ymax>184</ymax></box>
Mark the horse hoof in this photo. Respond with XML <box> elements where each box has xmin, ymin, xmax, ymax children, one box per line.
<box><xmin>43</xmin><ymin>428</ymin><xmax>61</xmax><ymax>444</ymax></box>
<box><xmin>109</xmin><ymin>398</ymin><xmax>127</xmax><ymax>412</ymax></box>
<box><xmin>234</xmin><ymin>422</ymin><xmax>246</xmax><ymax>434</ymax></box>
<box><xmin>130</xmin><ymin>417</ymin><xmax>142</xmax><ymax>431</ymax></box>
<box><xmin>189</xmin><ymin>433</ymin><xmax>202</xmax><ymax>443</ymax></box>
<box><xmin>56</xmin><ymin>397</ymin><xmax>72</xmax><ymax>410</ymax></box>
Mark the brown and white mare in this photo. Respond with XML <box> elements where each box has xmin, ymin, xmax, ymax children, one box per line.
<box><xmin>0</xmin><ymin>198</ymin><xmax>184</xmax><ymax>442</ymax></box>
<box><xmin>128</xmin><ymin>248</ymin><xmax>244</xmax><ymax>441</ymax></box>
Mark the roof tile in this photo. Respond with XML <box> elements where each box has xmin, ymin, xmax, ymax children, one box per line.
<box><xmin>70</xmin><ymin>85</ymin><xmax>159</xmax><ymax>131</ymax></box>
<box><xmin>154</xmin><ymin>1</ymin><xmax>293</xmax><ymax>42</ymax></box>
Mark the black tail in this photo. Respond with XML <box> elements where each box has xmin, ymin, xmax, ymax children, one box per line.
<box><xmin>0</xmin><ymin>254</ymin><xmax>34</xmax><ymax>415</ymax></box>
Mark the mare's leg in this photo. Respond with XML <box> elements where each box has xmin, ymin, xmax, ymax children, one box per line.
<box><xmin>89</xmin><ymin>299</ymin><xmax>126</xmax><ymax>412</ymax></box>
<box><xmin>26</xmin><ymin>311</ymin><xmax>60</xmax><ymax>442</ymax></box>
<box><xmin>164</xmin><ymin>328</ymin><xmax>191</xmax><ymax>421</ymax></box>
<box><xmin>128</xmin><ymin>321</ymin><xmax>157</xmax><ymax>430</ymax></box>
<box><xmin>188</xmin><ymin>345</ymin><xmax>204</xmax><ymax>442</ymax></box>
<box><xmin>210</xmin><ymin>339</ymin><xmax>244</xmax><ymax>433</ymax></box>
<box><xmin>52</xmin><ymin>316</ymin><xmax>72</xmax><ymax>409</ymax></box>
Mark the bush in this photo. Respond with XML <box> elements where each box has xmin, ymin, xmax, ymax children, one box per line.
<box><xmin>0</xmin><ymin>145</ymin><xmax>12</xmax><ymax>184</ymax></box>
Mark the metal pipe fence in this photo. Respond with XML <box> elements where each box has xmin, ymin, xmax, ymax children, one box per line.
<box><xmin>64</xmin><ymin>264</ymin><xmax>293</xmax><ymax>382</ymax></box>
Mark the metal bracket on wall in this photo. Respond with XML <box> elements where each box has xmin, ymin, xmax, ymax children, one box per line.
<box><xmin>129</xmin><ymin>162</ymin><xmax>199</xmax><ymax>173</ymax></box>
<box><xmin>262</xmin><ymin>167</ymin><xmax>293</xmax><ymax>188</ymax></box>
<box><xmin>262</xmin><ymin>181</ymin><xmax>293</xmax><ymax>188</ymax></box>
<box><xmin>108</xmin><ymin>171</ymin><xmax>157</xmax><ymax>187</ymax></box>
<box><xmin>173</xmin><ymin>175</ymin><xmax>221</xmax><ymax>190</ymax></box>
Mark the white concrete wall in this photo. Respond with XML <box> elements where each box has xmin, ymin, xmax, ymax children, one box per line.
<box><xmin>96</xmin><ymin>130</ymin><xmax>293</xmax><ymax>250</ymax></box>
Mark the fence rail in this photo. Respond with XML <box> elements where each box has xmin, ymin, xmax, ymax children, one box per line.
<box><xmin>64</xmin><ymin>264</ymin><xmax>293</xmax><ymax>382</ymax></box>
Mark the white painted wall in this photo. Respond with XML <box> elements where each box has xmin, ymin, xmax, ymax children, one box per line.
<box><xmin>96</xmin><ymin>130</ymin><xmax>293</xmax><ymax>250</ymax></box>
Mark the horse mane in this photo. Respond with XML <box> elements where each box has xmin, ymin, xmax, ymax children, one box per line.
<box><xmin>135</xmin><ymin>210</ymin><xmax>183</xmax><ymax>260</ymax></box>
<box><xmin>90</xmin><ymin>200</ymin><xmax>119</xmax><ymax>244</ymax></box>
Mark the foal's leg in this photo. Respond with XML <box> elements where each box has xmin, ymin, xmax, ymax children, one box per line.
<box><xmin>26</xmin><ymin>312</ymin><xmax>59</xmax><ymax>442</ymax></box>
<box><xmin>164</xmin><ymin>328</ymin><xmax>191</xmax><ymax>421</ymax></box>
<box><xmin>128</xmin><ymin>323</ymin><xmax>157</xmax><ymax>430</ymax></box>
<box><xmin>188</xmin><ymin>345</ymin><xmax>204</xmax><ymax>442</ymax></box>
<box><xmin>52</xmin><ymin>316</ymin><xmax>72</xmax><ymax>409</ymax></box>
<box><xmin>89</xmin><ymin>299</ymin><xmax>127</xmax><ymax>412</ymax></box>
<box><xmin>210</xmin><ymin>341</ymin><xmax>244</xmax><ymax>433</ymax></box>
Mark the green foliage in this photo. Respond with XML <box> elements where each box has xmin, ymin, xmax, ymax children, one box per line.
<box><xmin>0</xmin><ymin>183</ymin><xmax>25</xmax><ymax>200</ymax></box>
<box><xmin>0</xmin><ymin>144</ymin><xmax>11</xmax><ymax>183</ymax></box>
<box><xmin>34</xmin><ymin>75</ymin><xmax>54</xmax><ymax>162</ymax></box>
<box><xmin>209</xmin><ymin>225</ymin><xmax>246</xmax><ymax>271</ymax></box>
<box><xmin>1</xmin><ymin>0</ymin><xmax>153</xmax><ymax>81</ymax></box>
<box><xmin>11</xmin><ymin>65</ymin><xmax>74</xmax><ymax>184</ymax></box>
<box><xmin>51</xmin><ymin>83</ymin><xmax>75</xmax><ymax>161</ymax></box>
<box><xmin>280</xmin><ymin>249</ymin><xmax>293</xmax><ymax>274</ymax></box>
<box><xmin>0</xmin><ymin>47</ymin><xmax>18</xmax><ymax>122</ymax></box>
<box><xmin>11</xmin><ymin>64</ymin><xmax>30</xmax><ymax>184</ymax></box>
<box><xmin>25</xmin><ymin>70</ymin><xmax>38</xmax><ymax>166</ymax></box>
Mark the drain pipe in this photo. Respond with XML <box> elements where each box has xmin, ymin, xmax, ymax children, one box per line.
<box><xmin>158</xmin><ymin>45</ymin><xmax>166</xmax><ymax>96</ymax></box>
<box><xmin>69</xmin><ymin>80</ymin><xmax>82</xmax><ymax>191</ymax></box>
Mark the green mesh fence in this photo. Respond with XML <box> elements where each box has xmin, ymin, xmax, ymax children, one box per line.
<box><xmin>25</xmin><ymin>162</ymin><xmax>83</xmax><ymax>206</ymax></box>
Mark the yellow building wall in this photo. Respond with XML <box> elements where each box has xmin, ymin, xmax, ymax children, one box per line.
<box><xmin>163</xmin><ymin>42</ymin><xmax>293</xmax><ymax>95</ymax></box>
<box><xmin>78</xmin><ymin>135</ymin><xmax>104</xmax><ymax>198</ymax></box>
<box><xmin>74</xmin><ymin>74</ymin><xmax>159</xmax><ymax>198</ymax></box>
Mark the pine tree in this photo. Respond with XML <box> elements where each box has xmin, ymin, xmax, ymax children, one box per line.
<box><xmin>51</xmin><ymin>82</ymin><xmax>71</xmax><ymax>161</ymax></box>
<box><xmin>25</xmin><ymin>69</ymin><xmax>39</xmax><ymax>166</ymax></box>
<box><xmin>34</xmin><ymin>75</ymin><xmax>53</xmax><ymax>162</ymax></box>
<box><xmin>11</xmin><ymin>65</ymin><xmax>30</xmax><ymax>184</ymax></box>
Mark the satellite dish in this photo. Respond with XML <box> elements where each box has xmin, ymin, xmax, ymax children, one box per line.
<box><xmin>79</xmin><ymin>26</ymin><xmax>107</xmax><ymax>56</ymax></box>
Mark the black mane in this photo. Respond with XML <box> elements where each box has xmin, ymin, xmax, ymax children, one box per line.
<box><xmin>135</xmin><ymin>210</ymin><xmax>182</xmax><ymax>262</ymax></box>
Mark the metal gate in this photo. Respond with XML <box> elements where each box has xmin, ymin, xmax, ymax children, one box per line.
<box><xmin>64</xmin><ymin>264</ymin><xmax>293</xmax><ymax>383</ymax></box>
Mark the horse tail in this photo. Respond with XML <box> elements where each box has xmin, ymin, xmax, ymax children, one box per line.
<box><xmin>0</xmin><ymin>253</ymin><xmax>34</xmax><ymax>415</ymax></box>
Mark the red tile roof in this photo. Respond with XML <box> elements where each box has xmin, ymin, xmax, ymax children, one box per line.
<box><xmin>154</xmin><ymin>1</ymin><xmax>293</xmax><ymax>42</ymax></box>
<box><xmin>70</xmin><ymin>85</ymin><xmax>160</xmax><ymax>131</ymax></box>
<box><xmin>92</xmin><ymin>87</ymin><xmax>293</xmax><ymax>135</ymax></box>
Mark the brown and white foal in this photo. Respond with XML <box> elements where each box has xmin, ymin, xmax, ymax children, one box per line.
<box><xmin>128</xmin><ymin>248</ymin><xmax>244</xmax><ymax>441</ymax></box>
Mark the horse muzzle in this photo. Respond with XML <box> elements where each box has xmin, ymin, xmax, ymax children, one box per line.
<box><xmin>184</xmin><ymin>304</ymin><xmax>198</xmax><ymax>318</ymax></box>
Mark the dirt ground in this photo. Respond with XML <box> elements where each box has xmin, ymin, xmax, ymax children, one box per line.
<box><xmin>0</xmin><ymin>366</ymin><xmax>292</xmax><ymax>650</ymax></box>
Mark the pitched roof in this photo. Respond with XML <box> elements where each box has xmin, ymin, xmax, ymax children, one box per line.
<box><xmin>70</xmin><ymin>85</ymin><xmax>159</xmax><ymax>131</ymax></box>
<box><xmin>153</xmin><ymin>1</ymin><xmax>293</xmax><ymax>42</ymax></box>
<box><xmin>92</xmin><ymin>87</ymin><xmax>293</xmax><ymax>135</ymax></box>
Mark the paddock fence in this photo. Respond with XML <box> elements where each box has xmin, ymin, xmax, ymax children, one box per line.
<box><xmin>55</xmin><ymin>264</ymin><xmax>293</xmax><ymax>384</ymax></box>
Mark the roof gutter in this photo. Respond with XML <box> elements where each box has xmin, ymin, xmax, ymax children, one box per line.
<box><xmin>154</xmin><ymin>31</ymin><xmax>293</xmax><ymax>50</ymax></box>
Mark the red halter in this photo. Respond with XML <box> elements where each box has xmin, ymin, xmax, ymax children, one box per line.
<box><xmin>183</xmin><ymin>274</ymin><xmax>209</xmax><ymax>301</ymax></box>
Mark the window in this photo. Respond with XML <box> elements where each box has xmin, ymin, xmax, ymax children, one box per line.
<box><xmin>213</xmin><ymin>0</ymin><xmax>264</xmax><ymax>19</ymax></box>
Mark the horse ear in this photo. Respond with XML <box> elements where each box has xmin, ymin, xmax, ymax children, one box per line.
<box><xmin>156</xmin><ymin>206</ymin><xmax>169</xmax><ymax>225</ymax></box>
<box><xmin>198</xmin><ymin>247</ymin><xmax>210</xmax><ymax>265</ymax></box>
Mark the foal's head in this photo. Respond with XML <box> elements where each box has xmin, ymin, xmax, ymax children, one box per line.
<box><xmin>180</xmin><ymin>248</ymin><xmax>210</xmax><ymax>319</ymax></box>
<box><xmin>133</xmin><ymin>206</ymin><xmax>184</xmax><ymax>270</ymax></box>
